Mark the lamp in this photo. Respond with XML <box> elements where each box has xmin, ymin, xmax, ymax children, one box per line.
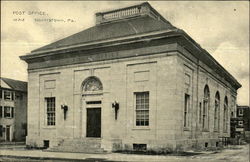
<box><xmin>61</xmin><ymin>104</ymin><xmax>68</xmax><ymax>120</ymax></box>
<box><xmin>112</xmin><ymin>101</ymin><xmax>119</xmax><ymax>120</ymax></box>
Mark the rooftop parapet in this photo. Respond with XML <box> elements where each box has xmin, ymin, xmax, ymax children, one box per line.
<box><xmin>95</xmin><ymin>2</ymin><xmax>168</xmax><ymax>25</ymax></box>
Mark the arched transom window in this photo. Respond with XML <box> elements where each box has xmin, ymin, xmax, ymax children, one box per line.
<box><xmin>214</xmin><ymin>91</ymin><xmax>220</xmax><ymax>131</ymax></box>
<box><xmin>223</xmin><ymin>96</ymin><xmax>228</xmax><ymax>132</ymax></box>
<box><xmin>202</xmin><ymin>85</ymin><xmax>210</xmax><ymax>130</ymax></box>
<box><xmin>82</xmin><ymin>76</ymin><xmax>103</xmax><ymax>92</ymax></box>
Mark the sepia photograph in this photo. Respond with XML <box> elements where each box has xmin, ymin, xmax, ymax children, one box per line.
<box><xmin>1</xmin><ymin>1</ymin><xmax>249</xmax><ymax>161</ymax></box>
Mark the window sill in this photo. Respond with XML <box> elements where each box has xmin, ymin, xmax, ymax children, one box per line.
<box><xmin>42</xmin><ymin>126</ymin><xmax>56</xmax><ymax>129</ymax></box>
<box><xmin>86</xmin><ymin>137</ymin><xmax>103</xmax><ymax>139</ymax></box>
<box><xmin>3</xmin><ymin>117</ymin><xmax>13</xmax><ymax>119</ymax></box>
<box><xmin>183</xmin><ymin>127</ymin><xmax>190</xmax><ymax>131</ymax></box>
<box><xmin>132</xmin><ymin>127</ymin><xmax>150</xmax><ymax>130</ymax></box>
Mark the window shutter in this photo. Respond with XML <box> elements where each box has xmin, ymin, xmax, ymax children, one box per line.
<box><xmin>4</xmin><ymin>107</ymin><xmax>7</xmax><ymax>118</ymax></box>
<box><xmin>11</xmin><ymin>107</ymin><xmax>14</xmax><ymax>118</ymax></box>
<box><xmin>11</xmin><ymin>92</ymin><xmax>14</xmax><ymax>100</ymax></box>
<box><xmin>0</xmin><ymin>125</ymin><xmax>2</xmax><ymax>137</ymax></box>
<box><xmin>0</xmin><ymin>106</ymin><xmax>2</xmax><ymax>118</ymax></box>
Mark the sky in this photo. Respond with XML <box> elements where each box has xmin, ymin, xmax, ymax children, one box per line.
<box><xmin>1</xmin><ymin>1</ymin><xmax>249</xmax><ymax>105</ymax></box>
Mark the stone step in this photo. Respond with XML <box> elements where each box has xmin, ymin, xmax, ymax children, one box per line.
<box><xmin>0</xmin><ymin>141</ymin><xmax>25</xmax><ymax>145</ymax></box>
<box><xmin>59</xmin><ymin>140</ymin><xmax>101</xmax><ymax>148</ymax></box>
<box><xmin>62</xmin><ymin>141</ymin><xmax>101</xmax><ymax>146</ymax></box>
<box><xmin>49</xmin><ymin>146</ymin><xmax>106</xmax><ymax>153</ymax></box>
<box><xmin>59</xmin><ymin>143</ymin><xmax>101</xmax><ymax>149</ymax></box>
<box><xmin>49</xmin><ymin>138</ymin><xmax>105</xmax><ymax>153</ymax></box>
<box><xmin>61</xmin><ymin>138</ymin><xmax>101</xmax><ymax>143</ymax></box>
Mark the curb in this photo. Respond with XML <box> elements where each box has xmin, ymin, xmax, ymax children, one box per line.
<box><xmin>0</xmin><ymin>155</ymin><xmax>113</xmax><ymax>162</ymax></box>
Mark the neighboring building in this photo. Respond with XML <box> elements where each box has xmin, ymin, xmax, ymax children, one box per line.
<box><xmin>0</xmin><ymin>77</ymin><xmax>27</xmax><ymax>142</ymax></box>
<box><xmin>234</xmin><ymin>105</ymin><xmax>250</xmax><ymax>142</ymax></box>
<box><xmin>20</xmin><ymin>2</ymin><xmax>241</xmax><ymax>152</ymax></box>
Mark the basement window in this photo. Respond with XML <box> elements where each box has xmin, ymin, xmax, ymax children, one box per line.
<box><xmin>43</xmin><ymin>140</ymin><xmax>49</xmax><ymax>149</ymax></box>
<box><xmin>133</xmin><ymin>144</ymin><xmax>147</xmax><ymax>151</ymax></box>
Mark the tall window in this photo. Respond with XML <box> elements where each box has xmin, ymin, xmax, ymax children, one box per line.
<box><xmin>0</xmin><ymin>89</ymin><xmax>2</xmax><ymax>99</ymax></box>
<box><xmin>202</xmin><ymin>85</ymin><xmax>210</xmax><ymax>130</ymax></box>
<box><xmin>135</xmin><ymin>92</ymin><xmax>149</xmax><ymax>126</ymax></box>
<box><xmin>184</xmin><ymin>94</ymin><xmax>190</xmax><ymax>128</ymax></box>
<box><xmin>4</xmin><ymin>106</ymin><xmax>14</xmax><ymax>118</ymax></box>
<box><xmin>223</xmin><ymin>96</ymin><xmax>228</xmax><ymax>132</ymax></box>
<box><xmin>46</xmin><ymin>97</ymin><xmax>56</xmax><ymax>126</ymax></box>
<box><xmin>214</xmin><ymin>92</ymin><xmax>220</xmax><ymax>131</ymax></box>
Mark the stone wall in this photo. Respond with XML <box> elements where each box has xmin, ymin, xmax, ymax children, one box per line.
<box><xmin>26</xmin><ymin>42</ymin><xmax>238</xmax><ymax>151</ymax></box>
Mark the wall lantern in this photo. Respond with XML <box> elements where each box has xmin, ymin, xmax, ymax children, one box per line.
<box><xmin>112</xmin><ymin>101</ymin><xmax>119</xmax><ymax>120</ymax></box>
<box><xmin>61</xmin><ymin>104</ymin><xmax>68</xmax><ymax>120</ymax></box>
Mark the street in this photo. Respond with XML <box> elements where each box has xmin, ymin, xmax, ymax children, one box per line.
<box><xmin>0</xmin><ymin>144</ymin><xmax>249</xmax><ymax>162</ymax></box>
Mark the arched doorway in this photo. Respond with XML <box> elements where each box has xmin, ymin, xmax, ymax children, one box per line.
<box><xmin>82</xmin><ymin>76</ymin><xmax>103</xmax><ymax>138</ymax></box>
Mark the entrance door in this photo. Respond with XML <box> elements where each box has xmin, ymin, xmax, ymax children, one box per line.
<box><xmin>86</xmin><ymin>108</ymin><xmax>101</xmax><ymax>137</ymax></box>
<box><xmin>6</xmin><ymin>126</ymin><xmax>10</xmax><ymax>141</ymax></box>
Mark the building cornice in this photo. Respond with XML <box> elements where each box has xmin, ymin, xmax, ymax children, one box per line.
<box><xmin>20</xmin><ymin>29</ymin><xmax>178</xmax><ymax>60</ymax></box>
<box><xmin>178</xmin><ymin>32</ymin><xmax>241</xmax><ymax>89</ymax></box>
<box><xmin>20</xmin><ymin>29</ymin><xmax>241</xmax><ymax>90</ymax></box>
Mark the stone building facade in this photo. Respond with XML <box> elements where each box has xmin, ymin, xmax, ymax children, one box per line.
<box><xmin>20</xmin><ymin>2</ymin><xmax>241</xmax><ymax>151</ymax></box>
<box><xmin>0</xmin><ymin>77</ymin><xmax>27</xmax><ymax>142</ymax></box>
